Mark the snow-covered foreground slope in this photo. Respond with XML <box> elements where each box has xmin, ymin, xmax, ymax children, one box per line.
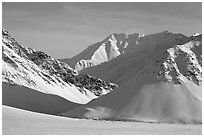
<box><xmin>62</xmin><ymin>34</ymin><xmax>202</xmax><ymax>123</ymax></box>
<box><xmin>2</xmin><ymin>83</ymin><xmax>80</xmax><ymax>115</ymax></box>
<box><xmin>3</xmin><ymin>106</ymin><xmax>201</xmax><ymax>135</ymax></box>
<box><xmin>2</xmin><ymin>29</ymin><xmax>117</xmax><ymax>106</ymax></box>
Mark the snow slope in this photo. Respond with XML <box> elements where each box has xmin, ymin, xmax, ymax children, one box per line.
<box><xmin>2</xmin><ymin>29</ymin><xmax>117</xmax><ymax>106</ymax></box>
<box><xmin>2</xmin><ymin>83</ymin><xmax>80</xmax><ymax>115</ymax></box>
<box><xmin>61</xmin><ymin>34</ymin><xmax>202</xmax><ymax>123</ymax></box>
<box><xmin>60</xmin><ymin>33</ymin><xmax>145</xmax><ymax>71</ymax></box>
<box><xmin>3</xmin><ymin>106</ymin><xmax>201</xmax><ymax>135</ymax></box>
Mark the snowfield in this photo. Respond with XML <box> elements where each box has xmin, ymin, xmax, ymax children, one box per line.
<box><xmin>2</xmin><ymin>106</ymin><xmax>201</xmax><ymax>135</ymax></box>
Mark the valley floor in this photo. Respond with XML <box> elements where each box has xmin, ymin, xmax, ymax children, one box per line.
<box><xmin>2</xmin><ymin>105</ymin><xmax>202</xmax><ymax>135</ymax></box>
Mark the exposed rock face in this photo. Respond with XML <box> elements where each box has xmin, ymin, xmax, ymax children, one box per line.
<box><xmin>2</xmin><ymin>29</ymin><xmax>117</xmax><ymax>104</ymax></box>
<box><xmin>154</xmin><ymin>38</ymin><xmax>202</xmax><ymax>86</ymax></box>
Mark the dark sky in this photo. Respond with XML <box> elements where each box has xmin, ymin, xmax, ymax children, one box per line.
<box><xmin>2</xmin><ymin>2</ymin><xmax>202</xmax><ymax>58</ymax></box>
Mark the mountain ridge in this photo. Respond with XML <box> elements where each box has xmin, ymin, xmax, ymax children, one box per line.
<box><xmin>61</xmin><ymin>31</ymin><xmax>202</xmax><ymax>123</ymax></box>
<box><xmin>60</xmin><ymin>31</ymin><xmax>199</xmax><ymax>73</ymax></box>
<box><xmin>2</xmin><ymin>29</ymin><xmax>117</xmax><ymax>105</ymax></box>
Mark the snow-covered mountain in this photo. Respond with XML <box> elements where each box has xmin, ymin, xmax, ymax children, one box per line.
<box><xmin>61</xmin><ymin>33</ymin><xmax>202</xmax><ymax>123</ymax></box>
<box><xmin>60</xmin><ymin>33</ymin><xmax>145</xmax><ymax>71</ymax></box>
<box><xmin>74</xmin><ymin>31</ymin><xmax>199</xmax><ymax>85</ymax></box>
<box><xmin>2</xmin><ymin>28</ymin><xmax>202</xmax><ymax>123</ymax></box>
<box><xmin>2</xmin><ymin>29</ymin><xmax>117</xmax><ymax>107</ymax></box>
<box><xmin>60</xmin><ymin>31</ymin><xmax>191</xmax><ymax>72</ymax></box>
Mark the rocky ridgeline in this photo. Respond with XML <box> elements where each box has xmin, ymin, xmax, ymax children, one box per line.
<box><xmin>61</xmin><ymin>31</ymin><xmax>195</xmax><ymax>72</ymax></box>
<box><xmin>61</xmin><ymin>32</ymin><xmax>145</xmax><ymax>71</ymax></box>
<box><xmin>2</xmin><ymin>29</ymin><xmax>117</xmax><ymax>96</ymax></box>
<box><xmin>153</xmin><ymin>35</ymin><xmax>202</xmax><ymax>85</ymax></box>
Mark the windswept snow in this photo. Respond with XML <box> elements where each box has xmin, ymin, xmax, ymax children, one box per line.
<box><xmin>62</xmin><ymin>73</ymin><xmax>202</xmax><ymax>123</ymax></box>
<box><xmin>3</xmin><ymin>106</ymin><xmax>201</xmax><ymax>135</ymax></box>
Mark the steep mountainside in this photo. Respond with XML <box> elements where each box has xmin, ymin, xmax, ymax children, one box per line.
<box><xmin>2</xmin><ymin>29</ymin><xmax>117</xmax><ymax>106</ymax></box>
<box><xmin>62</xmin><ymin>33</ymin><xmax>202</xmax><ymax>123</ymax></box>
<box><xmin>79</xmin><ymin>32</ymin><xmax>199</xmax><ymax>85</ymax></box>
<box><xmin>60</xmin><ymin>31</ymin><xmax>190</xmax><ymax>72</ymax></box>
<box><xmin>60</xmin><ymin>33</ymin><xmax>145</xmax><ymax>71</ymax></box>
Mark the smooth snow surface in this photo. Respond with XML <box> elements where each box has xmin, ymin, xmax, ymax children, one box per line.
<box><xmin>2</xmin><ymin>83</ymin><xmax>80</xmax><ymax>115</ymax></box>
<box><xmin>2</xmin><ymin>106</ymin><xmax>201</xmax><ymax>135</ymax></box>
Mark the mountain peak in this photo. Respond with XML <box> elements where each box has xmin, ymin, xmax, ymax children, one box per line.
<box><xmin>60</xmin><ymin>31</ymin><xmax>193</xmax><ymax>72</ymax></box>
<box><xmin>61</xmin><ymin>30</ymin><xmax>202</xmax><ymax>124</ymax></box>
